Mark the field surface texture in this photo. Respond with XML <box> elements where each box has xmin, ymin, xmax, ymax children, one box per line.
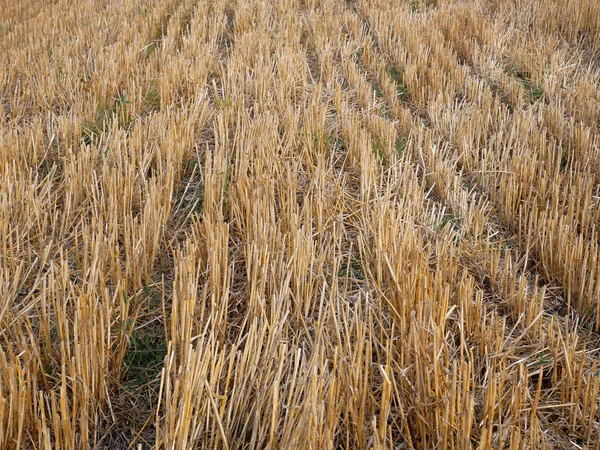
<box><xmin>1</xmin><ymin>0</ymin><xmax>600</xmax><ymax>448</ymax></box>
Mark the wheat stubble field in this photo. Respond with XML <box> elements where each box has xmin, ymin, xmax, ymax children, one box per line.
<box><xmin>1</xmin><ymin>0</ymin><xmax>600</xmax><ymax>448</ymax></box>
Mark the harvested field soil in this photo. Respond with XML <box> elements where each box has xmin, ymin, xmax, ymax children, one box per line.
<box><xmin>1</xmin><ymin>0</ymin><xmax>600</xmax><ymax>448</ymax></box>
